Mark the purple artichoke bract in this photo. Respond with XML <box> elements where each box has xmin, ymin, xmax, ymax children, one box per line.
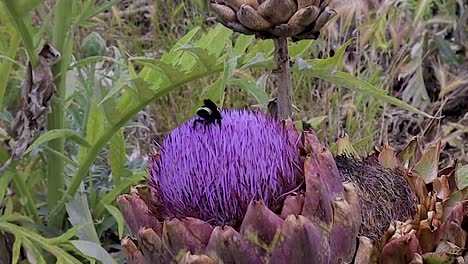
<box><xmin>148</xmin><ymin>109</ymin><xmax>303</xmax><ymax>226</ymax></box>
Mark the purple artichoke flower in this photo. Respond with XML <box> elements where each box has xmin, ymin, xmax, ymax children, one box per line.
<box><xmin>118</xmin><ymin>110</ymin><xmax>362</xmax><ymax>264</ymax></box>
<box><xmin>148</xmin><ymin>109</ymin><xmax>303</xmax><ymax>226</ymax></box>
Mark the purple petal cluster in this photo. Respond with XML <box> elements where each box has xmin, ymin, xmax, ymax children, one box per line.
<box><xmin>148</xmin><ymin>109</ymin><xmax>303</xmax><ymax>226</ymax></box>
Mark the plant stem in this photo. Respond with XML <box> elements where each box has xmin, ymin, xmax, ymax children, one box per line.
<box><xmin>1</xmin><ymin>0</ymin><xmax>38</xmax><ymax>67</ymax></box>
<box><xmin>273</xmin><ymin>37</ymin><xmax>293</xmax><ymax>119</ymax></box>
<box><xmin>47</xmin><ymin>0</ymin><xmax>73</xmax><ymax>228</ymax></box>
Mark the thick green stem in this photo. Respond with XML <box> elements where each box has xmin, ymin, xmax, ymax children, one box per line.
<box><xmin>1</xmin><ymin>0</ymin><xmax>38</xmax><ymax>67</ymax></box>
<box><xmin>47</xmin><ymin>0</ymin><xmax>73</xmax><ymax>228</ymax></box>
<box><xmin>273</xmin><ymin>37</ymin><xmax>293</xmax><ymax>119</ymax></box>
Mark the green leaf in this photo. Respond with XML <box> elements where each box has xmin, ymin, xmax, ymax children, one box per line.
<box><xmin>22</xmin><ymin>237</ymin><xmax>47</xmax><ymax>264</ymax></box>
<box><xmin>230</xmin><ymin>79</ymin><xmax>270</xmax><ymax>105</ymax></box>
<box><xmin>43</xmin><ymin>146</ymin><xmax>78</xmax><ymax>167</ymax></box>
<box><xmin>457</xmin><ymin>165</ymin><xmax>468</xmax><ymax>190</ymax></box>
<box><xmin>162</xmin><ymin>27</ymin><xmax>201</xmax><ymax>64</ymax></box>
<box><xmin>137</xmin><ymin>59</ymin><xmax>184</xmax><ymax>84</ymax></box>
<box><xmin>195</xmin><ymin>24</ymin><xmax>233</xmax><ymax>60</ymax></box>
<box><xmin>220</xmin><ymin>46</ymin><xmax>240</xmax><ymax>105</ymax></box>
<box><xmin>109</xmin><ymin>129</ymin><xmax>126</xmax><ymax>185</ymax></box>
<box><xmin>25</xmin><ymin>129</ymin><xmax>91</xmax><ymax>154</ymax></box>
<box><xmin>305</xmin><ymin>116</ymin><xmax>327</xmax><ymax>129</ymax></box>
<box><xmin>289</xmin><ymin>40</ymin><xmax>314</xmax><ymax>58</ymax></box>
<box><xmin>0</xmin><ymin>222</ymin><xmax>82</xmax><ymax>264</ymax></box>
<box><xmin>296</xmin><ymin>62</ymin><xmax>433</xmax><ymax>117</ymax></box>
<box><xmin>241</xmin><ymin>53</ymin><xmax>274</xmax><ymax>69</ymax></box>
<box><xmin>70</xmin><ymin>56</ymin><xmax>123</xmax><ymax>70</ymax></box>
<box><xmin>70</xmin><ymin>240</ymin><xmax>116</xmax><ymax>264</ymax></box>
<box><xmin>65</xmin><ymin>189</ymin><xmax>100</xmax><ymax>244</ymax></box>
<box><xmin>0</xmin><ymin>212</ymin><xmax>33</xmax><ymax>223</ymax></box>
<box><xmin>103</xmin><ymin>204</ymin><xmax>125</xmax><ymax>239</ymax></box>
<box><xmin>74</xmin><ymin>0</ymin><xmax>119</xmax><ymax>26</ymax></box>
<box><xmin>12</xmin><ymin>235</ymin><xmax>22</xmax><ymax>264</ymax></box>
<box><xmin>177</xmin><ymin>44</ymin><xmax>218</xmax><ymax>71</ymax></box>
<box><xmin>0</xmin><ymin>171</ymin><xmax>14</xmax><ymax>202</ymax></box>
<box><xmin>47</xmin><ymin>225</ymin><xmax>84</xmax><ymax>245</ymax></box>
<box><xmin>203</xmin><ymin>77</ymin><xmax>224</xmax><ymax>103</ymax></box>
<box><xmin>234</xmin><ymin>35</ymin><xmax>254</xmax><ymax>56</ymax></box>
<box><xmin>93</xmin><ymin>173</ymin><xmax>145</xmax><ymax>218</ymax></box>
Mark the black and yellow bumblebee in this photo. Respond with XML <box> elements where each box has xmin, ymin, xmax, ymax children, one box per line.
<box><xmin>193</xmin><ymin>99</ymin><xmax>222</xmax><ymax>128</ymax></box>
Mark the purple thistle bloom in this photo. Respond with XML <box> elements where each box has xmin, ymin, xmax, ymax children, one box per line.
<box><xmin>148</xmin><ymin>109</ymin><xmax>303</xmax><ymax>226</ymax></box>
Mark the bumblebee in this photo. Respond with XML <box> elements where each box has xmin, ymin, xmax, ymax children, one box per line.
<box><xmin>193</xmin><ymin>99</ymin><xmax>222</xmax><ymax>128</ymax></box>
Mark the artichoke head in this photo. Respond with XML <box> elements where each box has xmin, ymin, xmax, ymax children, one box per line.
<box><xmin>210</xmin><ymin>0</ymin><xmax>336</xmax><ymax>40</ymax></box>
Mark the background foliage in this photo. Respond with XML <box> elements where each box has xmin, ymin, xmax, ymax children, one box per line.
<box><xmin>0</xmin><ymin>0</ymin><xmax>466</xmax><ymax>262</ymax></box>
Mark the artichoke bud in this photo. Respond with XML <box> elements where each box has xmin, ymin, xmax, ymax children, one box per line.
<box><xmin>80</xmin><ymin>32</ymin><xmax>106</xmax><ymax>58</ymax></box>
<box><xmin>210</xmin><ymin>0</ymin><xmax>336</xmax><ymax>39</ymax></box>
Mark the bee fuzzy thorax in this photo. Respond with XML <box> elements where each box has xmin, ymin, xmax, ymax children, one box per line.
<box><xmin>193</xmin><ymin>99</ymin><xmax>222</xmax><ymax>128</ymax></box>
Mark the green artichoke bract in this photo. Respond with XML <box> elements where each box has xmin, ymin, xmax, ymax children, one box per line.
<box><xmin>118</xmin><ymin>111</ymin><xmax>361</xmax><ymax>264</ymax></box>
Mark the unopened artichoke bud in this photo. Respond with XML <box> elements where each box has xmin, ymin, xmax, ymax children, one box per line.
<box><xmin>80</xmin><ymin>32</ymin><xmax>106</xmax><ymax>58</ymax></box>
<box><xmin>209</xmin><ymin>0</ymin><xmax>336</xmax><ymax>39</ymax></box>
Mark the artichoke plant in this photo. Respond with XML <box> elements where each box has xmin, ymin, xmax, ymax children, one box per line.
<box><xmin>118</xmin><ymin>109</ymin><xmax>468</xmax><ymax>263</ymax></box>
<box><xmin>209</xmin><ymin>0</ymin><xmax>336</xmax><ymax>40</ymax></box>
<box><xmin>118</xmin><ymin>109</ymin><xmax>361</xmax><ymax>263</ymax></box>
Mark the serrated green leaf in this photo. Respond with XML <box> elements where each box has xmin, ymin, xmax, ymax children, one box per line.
<box><xmin>103</xmin><ymin>204</ymin><xmax>125</xmax><ymax>239</ymax></box>
<box><xmin>234</xmin><ymin>35</ymin><xmax>254</xmax><ymax>56</ymax></box>
<box><xmin>220</xmin><ymin>47</ymin><xmax>240</xmax><ymax>105</ymax></box>
<box><xmin>70</xmin><ymin>240</ymin><xmax>116</xmax><ymax>264</ymax></box>
<box><xmin>204</xmin><ymin>77</ymin><xmax>224</xmax><ymax>103</ymax></box>
<box><xmin>241</xmin><ymin>53</ymin><xmax>275</xmax><ymax>69</ymax></box>
<box><xmin>289</xmin><ymin>40</ymin><xmax>314</xmax><ymax>58</ymax></box>
<box><xmin>177</xmin><ymin>44</ymin><xmax>218</xmax><ymax>70</ymax></box>
<box><xmin>196</xmin><ymin>24</ymin><xmax>233</xmax><ymax>58</ymax></box>
<box><xmin>297</xmin><ymin>65</ymin><xmax>433</xmax><ymax>117</ymax></box>
<box><xmin>243</xmin><ymin>39</ymin><xmax>274</xmax><ymax>65</ymax></box>
<box><xmin>230</xmin><ymin>79</ymin><xmax>270</xmax><ymax>104</ymax></box>
<box><xmin>25</xmin><ymin>129</ymin><xmax>90</xmax><ymax>154</ymax></box>
<box><xmin>89</xmin><ymin>99</ymin><xmax>106</xmax><ymax>144</ymax></box>
<box><xmin>299</xmin><ymin>39</ymin><xmax>353</xmax><ymax>74</ymax></box>
<box><xmin>137</xmin><ymin>59</ymin><xmax>183</xmax><ymax>84</ymax></box>
<box><xmin>162</xmin><ymin>27</ymin><xmax>201</xmax><ymax>64</ymax></box>
<box><xmin>109</xmin><ymin>129</ymin><xmax>125</xmax><ymax>185</ymax></box>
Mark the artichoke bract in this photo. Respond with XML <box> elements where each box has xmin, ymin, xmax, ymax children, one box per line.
<box><xmin>210</xmin><ymin>0</ymin><xmax>336</xmax><ymax>40</ymax></box>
